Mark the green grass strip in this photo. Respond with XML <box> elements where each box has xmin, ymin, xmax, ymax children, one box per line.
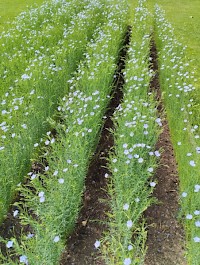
<box><xmin>154</xmin><ymin>5</ymin><xmax>200</xmax><ymax>265</ymax></box>
<box><xmin>101</xmin><ymin>1</ymin><xmax>161</xmax><ymax>264</ymax></box>
<box><xmin>0</xmin><ymin>0</ymin><xmax>44</xmax><ymax>30</ymax></box>
<box><xmin>0</xmin><ymin>1</ymin><xmax>130</xmax><ymax>264</ymax></box>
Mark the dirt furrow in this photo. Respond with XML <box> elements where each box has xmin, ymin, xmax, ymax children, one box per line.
<box><xmin>144</xmin><ymin>39</ymin><xmax>187</xmax><ymax>265</ymax></box>
<box><xmin>60</xmin><ymin>27</ymin><xmax>131</xmax><ymax>265</ymax></box>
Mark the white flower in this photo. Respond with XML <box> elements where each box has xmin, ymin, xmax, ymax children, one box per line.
<box><xmin>105</xmin><ymin>173</ymin><xmax>109</xmax><ymax>178</ymax></box>
<box><xmin>63</xmin><ymin>168</ymin><xmax>68</xmax><ymax>172</ymax></box>
<box><xmin>154</xmin><ymin>151</ymin><xmax>160</xmax><ymax>157</ymax></box>
<box><xmin>123</xmin><ymin>203</ymin><xmax>129</xmax><ymax>210</ymax></box>
<box><xmin>124</xmin><ymin>149</ymin><xmax>129</xmax><ymax>155</ymax></box>
<box><xmin>53</xmin><ymin>236</ymin><xmax>60</xmax><ymax>243</ymax></box>
<box><xmin>187</xmin><ymin>153</ymin><xmax>192</xmax><ymax>156</ymax></box>
<box><xmin>39</xmin><ymin>196</ymin><xmax>45</xmax><ymax>203</ymax></box>
<box><xmin>21</xmin><ymin>74</ymin><xmax>30</xmax><ymax>80</ymax></box>
<box><xmin>194</xmin><ymin>210</ymin><xmax>200</xmax><ymax>215</ymax></box>
<box><xmin>0</xmin><ymin>146</ymin><xmax>5</xmax><ymax>151</ymax></box>
<box><xmin>128</xmin><ymin>245</ymin><xmax>133</xmax><ymax>251</ymax></box>
<box><xmin>150</xmin><ymin>182</ymin><xmax>156</xmax><ymax>187</ymax></box>
<box><xmin>186</xmin><ymin>214</ymin><xmax>193</xmax><ymax>220</ymax></box>
<box><xmin>194</xmin><ymin>237</ymin><xmax>200</xmax><ymax>243</ymax></box>
<box><xmin>58</xmin><ymin>178</ymin><xmax>64</xmax><ymax>184</ymax></box>
<box><xmin>177</xmin><ymin>142</ymin><xmax>181</xmax><ymax>146</ymax></box>
<box><xmin>127</xmin><ymin>220</ymin><xmax>133</xmax><ymax>229</ymax></box>
<box><xmin>195</xmin><ymin>221</ymin><xmax>200</xmax><ymax>227</ymax></box>
<box><xmin>112</xmin><ymin>158</ymin><xmax>117</xmax><ymax>163</ymax></box>
<box><xmin>45</xmin><ymin>166</ymin><xmax>49</xmax><ymax>171</ymax></box>
<box><xmin>94</xmin><ymin>240</ymin><xmax>101</xmax><ymax>249</ymax></box>
<box><xmin>181</xmin><ymin>192</ymin><xmax>187</xmax><ymax>198</ymax></box>
<box><xmin>19</xmin><ymin>255</ymin><xmax>28</xmax><ymax>264</ymax></box>
<box><xmin>196</xmin><ymin>147</ymin><xmax>200</xmax><ymax>154</ymax></box>
<box><xmin>53</xmin><ymin>170</ymin><xmax>58</xmax><ymax>176</ymax></box>
<box><xmin>30</xmin><ymin>89</ymin><xmax>35</xmax><ymax>95</ymax></box>
<box><xmin>123</xmin><ymin>143</ymin><xmax>128</xmax><ymax>148</ymax></box>
<box><xmin>6</xmin><ymin>240</ymin><xmax>14</xmax><ymax>248</ymax></box>
<box><xmin>194</xmin><ymin>184</ymin><xmax>200</xmax><ymax>192</ymax></box>
<box><xmin>147</xmin><ymin>167</ymin><xmax>153</xmax><ymax>173</ymax></box>
<box><xmin>34</xmin><ymin>143</ymin><xmax>39</xmax><ymax>147</ymax></box>
<box><xmin>38</xmin><ymin>191</ymin><xmax>44</xmax><ymax>197</ymax></box>
<box><xmin>138</xmin><ymin>157</ymin><xmax>144</xmax><ymax>163</ymax></box>
<box><xmin>124</xmin><ymin>258</ymin><xmax>132</xmax><ymax>265</ymax></box>
<box><xmin>31</xmin><ymin>174</ymin><xmax>37</xmax><ymax>180</ymax></box>
<box><xmin>51</xmin><ymin>138</ymin><xmax>55</xmax><ymax>144</ymax></box>
<box><xmin>21</xmin><ymin>124</ymin><xmax>27</xmax><ymax>129</ymax></box>
<box><xmin>135</xmin><ymin>197</ymin><xmax>140</xmax><ymax>203</ymax></box>
<box><xmin>189</xmin><ymin>160</ymin><xmax>196</xmax><ymax>167</ymax></box>
<box><xmin>45</xmin><ymin>140</ymin><xmax>50</xmax><ymax>145</ymax></box>
<box><xmin>27</xmin><ymin>233</ymin><xmax>34</xmax><ymax>239</ymax></box>
<box><xmin>13</xmin><ymin>210</ymin><xmax>19</xmax><ymax>217</ymax></box>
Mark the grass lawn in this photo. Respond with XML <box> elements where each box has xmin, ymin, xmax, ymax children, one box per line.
<box><xmin>0</xmin><ymin>0</ymin><xmax>44</xmax><ymax>30</ymax></box>
<box><xmin>150</xmin><ymin>0</ymin><xmax>200</xmax><ymax>87</ymax></box>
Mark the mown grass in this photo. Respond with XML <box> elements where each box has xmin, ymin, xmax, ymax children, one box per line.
<box><xmin>0</xmin><ymin>0</ymin><xmax>44</xmax><ymax>30</ymax></box>
<box><xmin>150</xmin><ymin>0</ymin><xmax>200</xmax><ymax>72</ymax></box>
<box><xmin>149</xmin><ymin>0</ymin><xmax>200</xmax><ymax>124</ymax></box>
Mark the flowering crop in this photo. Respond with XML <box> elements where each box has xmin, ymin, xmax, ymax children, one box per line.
<box><xmin>154</xmin><ymin>5</ymin><xmax>200</xmax><ymax>264</ymax></box>
<box><xmin>0</xmin><ymin>0</ymin><xmax>130</xmax><ymax>263</ymax></box>
<box><xmin>101</xmin><ymin>1</ymin><xmax>161</xmax><ymax>264</ymax></box>
<box><xmin>0</xmin><ymin>0</ymin><xmax>111</xmax><ymax>223</ymax></box>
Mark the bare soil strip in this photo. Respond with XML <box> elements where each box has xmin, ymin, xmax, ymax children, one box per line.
<box><xmin>60</xmin><ymin>27</ymin><xmax>131</xmax><ymax>265</ymax></box>
<box><xmin>144</xmin><ymin>40</ymin><xmax>187</xmax><ymax>265</ymax></box>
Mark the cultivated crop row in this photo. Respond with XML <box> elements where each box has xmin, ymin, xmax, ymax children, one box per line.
<box><xmin>0</xmin><ymin>0</ymin><xmax>130</xmax><ymax>264</ymax></box>
<box><xmin>0</xmin><ymin>0</ymin><xmax>87</xmax><ymax>92</ymax></box>
<box><xmin>100</xmin><ymin>1</ymin><xmax>161</xmax><ymax>264</ymax></box>
<box><xmin>0</xmin><ymin>0</ymin><xmax>113</xmax><ymax>223</ymax></box>
<box><xmin>154</xmin><ymin>5</ymin><xmax>200</xmax><ymax>264</ymax></box>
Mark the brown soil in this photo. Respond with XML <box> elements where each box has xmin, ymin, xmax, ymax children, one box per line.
<box><xmin>144</xmin><ymin>40</ymin><xmax>187</xmax><ymax>265</ymax></box>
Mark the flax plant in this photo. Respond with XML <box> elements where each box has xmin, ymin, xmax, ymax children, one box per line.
<box><xmin>0</xmin><ymin>0</ymin><xmax>88</xmax><ymax>96</ymax></box>
<box><xmin>0</xmin><ymin>0</ymin><xmax>110</xmax><ymax>223</ymax></box>
<box><xmin>101</xmin><ymin>1</ymin><xmax>161</xmax><ymax>264</ymax></box>
<box><xmin>0</xmin><ymin>1</ymin><xmax>130</xmax><ymax>263</ymax></box>
<box><xmin>154</xmin><ymin>5</ymin><xmax>200</xmax><ymax>264</ymax></box>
